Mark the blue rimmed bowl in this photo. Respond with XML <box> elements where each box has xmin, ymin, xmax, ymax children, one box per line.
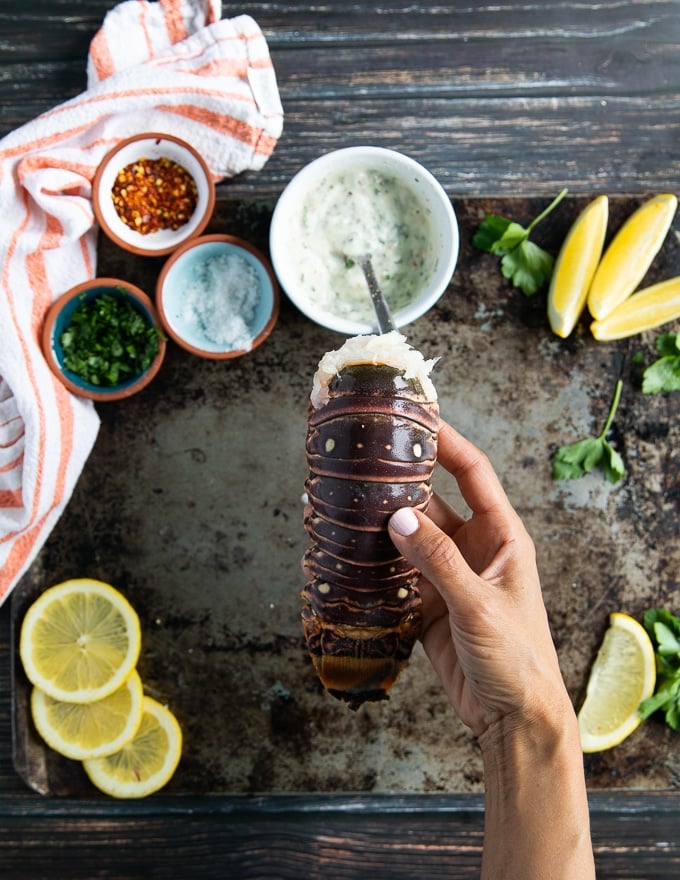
<box><xmin>42</xmin><ymin>278</ymin><xmax>167</xmax><ymax>401</ymax></box>
<box><xmin>155</xmin><ymin>234</ymin><xmax>280</xmax><ymax>359</ymax></box>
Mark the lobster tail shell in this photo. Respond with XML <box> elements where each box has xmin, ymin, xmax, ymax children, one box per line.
<box><xmin>303</xmin><ymin>351</ymin><xmax>438</xmax><ymax>710</ymax></box>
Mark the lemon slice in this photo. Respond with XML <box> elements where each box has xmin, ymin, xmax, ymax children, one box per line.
<box><xmin>20</xmin><ymin>578</ymin><xmax>142</xmax><ymax>703</ymax></box>
<box><xmin>578</xmin><ymin>612</ymin><xmax>656</xmax><ymax>753</ymax></box>
<box><xmin>83</xmin><ymin>696</ymin><xmax>182</xmax><ymax>798</ymax></box>
<box><xmin>30</xmin><ymin>669</ymin><xmax>144</xmax><ymax>761</ymax></box>
<box><xmin>548</xmin><ymin>195</ymin><xmax>608</xmax><ymax>338</ymax></box>
<box><xmin>587</xmin><ymin>193</ymin><xmax>678</xmax><ymax>320</ymax></box>
<box><xmin>591</xmin><ymin>275</ymin><xmax>680</xmax><ymax>340</ymax></box>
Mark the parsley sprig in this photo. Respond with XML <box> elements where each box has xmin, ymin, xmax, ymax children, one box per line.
<box><xmin>639</xmin><ymin>608</ymin><xmax>680</xmax><ymax>731</ymax></box>
<box><xmin>473</xmin><ymin>188</ymin><xmax>568</xmax><ymax>296</ymax></box>
<box><xmin>641</xmin><ymin>332</ymin><xmax>680</xmax><ymax>394</ymax></box>
<box><xmin>60</xmin><ymin>291</ymin><xmax>161</xmax><ymax>387</ymax></box>
<box><xmin>552</xmin><ymin>379</ymin><xmax>626</xmax><ymax>483</ymax></box>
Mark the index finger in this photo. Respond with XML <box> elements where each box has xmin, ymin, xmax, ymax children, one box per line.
<box><xmin>436</xmin><ymin>420</ymin><xmax>515</xmax><ymax>519</ymax></box>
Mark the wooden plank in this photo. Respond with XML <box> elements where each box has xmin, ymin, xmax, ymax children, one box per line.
<box><xmin>1</xmin><ymin>3</ymin><xmax>680</xmax><ymax>878</ymax></box>
<box><xmin>18</xmin><ymin>609</ymin><xmax>680</xmax><ymax>880</ymax></box>
<box><xmin>3</xmin><ymin>2</ymin><xmax>680</xmax><ymax>195</ymax></box>
<box><xmin>0</xmin><ymin>793</ymin><xmax>678</xmax><ymax>879</ymax></box>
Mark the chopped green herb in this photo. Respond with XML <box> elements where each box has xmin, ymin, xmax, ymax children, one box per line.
<box><xmin>473</xmin><ymin>188</ymin><xmax>568</xmax><ymax>296</ymax></box>
<box><xmin>639</xmin><ymin>608</ymin><xmax>680</xmax><ymax>732</ymax></box>
<box><xmin>552</xmin><ymin>379</ymin><xmax>626</xmax><ymax>483</ymax></box>
<box><xmin>60</xmin><ymin>291</ymin><xmax>161</xmax><ymax>387</ymax></box>
<box><xmin>641</xmin><ymin>332</ymin><xmax>680</xmax><ymax>394</ymax></box>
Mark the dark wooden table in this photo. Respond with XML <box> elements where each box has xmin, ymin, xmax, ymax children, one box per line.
<box><xmin>2</xmin><ymin>2</ymin><xmax>680</xmax><ymax>878</ymax></box>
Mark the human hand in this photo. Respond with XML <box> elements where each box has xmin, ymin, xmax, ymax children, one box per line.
<box><xmin>388</xmin><ymin>419</ymin><xmax>572</xmax><ymax>739</ymax></box>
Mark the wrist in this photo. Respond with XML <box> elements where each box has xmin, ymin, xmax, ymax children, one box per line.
<box><xmin>478</xmin><ymin>694</ymin><xmax>581</xmax><ymax>775</ymax></box>
<box><xmin>478</xmin><ymin>702</ymin><xmax>594</xmax><ymax>880</ymax></box>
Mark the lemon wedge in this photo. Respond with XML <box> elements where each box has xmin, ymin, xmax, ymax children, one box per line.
<box><xmin>578</xmin><ymin>612</ymin><xmax>656</xmax><ymax>753</ymax></box>
<box><xmin>548</xmin><ymin>195</ymin><xmax>608</xmax><ymax>337</ymax></box>
<box><xmin>587</xmin><ymin>193</ymin><xmax>678</xmax><ymax>321</ymax></box>
<box><xmin>591</xmin><ymin>275</ymin><xmax>680</xmax><ymax>340</ymax></box>
<box><xmin>30</xmin><ymin>670</ymin><xmax>144</xmax><ymax>761</ymax></box>
<box><xmin>83</xmin><ymin>696</ymin><xmax>182</xmax><ymax>798</ymax></box>
<box><xmin>20</xmin><ymin>578</ymin><xmax>142</xmax><ymax>704</ymax></box>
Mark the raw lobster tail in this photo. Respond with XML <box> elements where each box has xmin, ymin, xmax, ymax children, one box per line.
<box><xmin>302</xmin><ymin>332</ymin><xmax>439</xmax><ymax>709</ymax></box>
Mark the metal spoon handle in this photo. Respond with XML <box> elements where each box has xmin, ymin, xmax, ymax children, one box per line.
<box><xmin>358</xmin><ymin>256</ymin><xmax>396</xmax><ymax>334</ymax></box>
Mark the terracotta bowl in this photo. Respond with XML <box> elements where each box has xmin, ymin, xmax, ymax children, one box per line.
<box><xmin>42</xmin><ymin>278</ymin><xmax>167</xmax><ymax>402</ymax></box>
<box><xmin>92</xmin><ymin>133</ymin><xmax>215</xmax><ymax>257</ymax></box>
<box><xmin>156</xmin><ymin>234</ymin><xmax>280</xmax><ymax>359</ymax></box>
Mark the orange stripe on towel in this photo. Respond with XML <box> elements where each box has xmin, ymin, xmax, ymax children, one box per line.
<box><xmin>1</xmin><ymin>195</ymin><xmax>48</xmax><ymax>546</ymax></box>
<box><xmin>138</xmin><ymin>0</ymin><xmax>155</xmax><ymax>60</ymax></box>
<box><xmin>0</xmin><ymin>119</ymin><xmax>103</xmax><ymax>164</ymax></box>
<box><xmin>89</xmin><ymin>28</ymin><xmax>117</xmax><ymax>82</ymax></box>
<box><xmin>18</xmin><ymin>153</ymin><xmax>96</xmax><ymax>183</ymax></box>
<box><xmin>26</xmin><ymin>212</ymin><xmax>65</xmax><ymax>261</ymax></box>
<box><xmin>157</xmin><ymin>103</ymin><xmax>276</xmax><ymax>155</ymax></box>
<box><xmin>1</xmin><ymin>519</ymin><xmax>46</xmax><ymax>601</ymax></box>
<box><xmin>1</xmin><ymin>190</ymin><xmax>74</xmax><ymax>547</ymax></box>
<box><xmin>0</xmin><ymin>488</ymin><xmax>23</xmax><ymax>508</ymax></box>
<box><xmin>161</xmin><ymin>0</ymin><xmax>188</xmax><ymax>44</ymax></box>
<box><xmin>191</xmin><ymin>57</ymin><xmax>248</xmax><ymax>78</ymax></box>
<box><xmin>0</xmin><ymin>451</ymin><xmax>24</xmax><ymax>474</ymax></box>
<box><xmin>14</xmin><ymin>85</ymin><xmax>258</xmax><ymax>144</ymax></box>
<box><xmin>28</xmin><ymin>222</ymin><xmax>76</xmax><ymax>530</ymax></box>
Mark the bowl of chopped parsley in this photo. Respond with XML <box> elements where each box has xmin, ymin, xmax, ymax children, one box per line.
<box><xmin>42</xmin><ymin>279</ymin><xmax>167</xmax><ymax>401</ymax></box>
<box><xmin>92</xmin><ymin>133</ymin><xmax>215</xmax><ymax>257</ymax></box>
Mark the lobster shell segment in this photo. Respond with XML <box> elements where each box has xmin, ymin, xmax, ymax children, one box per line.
<box><xmin>302</xmin><ymin>333</ymin><xmax>439</xmax><ymax>710</ymax></box>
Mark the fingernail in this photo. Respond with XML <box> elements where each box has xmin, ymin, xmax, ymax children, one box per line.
<box><xmin>390</xmin><ymin>507</ymin><xmax>419</xmax><ymax>537</ymax></box>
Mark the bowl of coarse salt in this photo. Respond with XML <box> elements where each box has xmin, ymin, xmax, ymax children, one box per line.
<box><xmin>155</xmin><ymin>234</ymin><xmax>280</xmax><ymax>359</ymax></box>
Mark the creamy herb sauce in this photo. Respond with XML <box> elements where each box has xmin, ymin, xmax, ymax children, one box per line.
<box><xmin>290</xmin><ymin>167</ymin><xmax>436</xmax><ymax>322</ymax></box>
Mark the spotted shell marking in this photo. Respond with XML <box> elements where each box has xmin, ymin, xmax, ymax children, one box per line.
<box><xmin>302</xmin><ymin>361</ymin><xmax>438</xmax><ymax>709</ymax></box>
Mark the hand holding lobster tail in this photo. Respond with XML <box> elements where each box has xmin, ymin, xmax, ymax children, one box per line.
<box><xmin>301</xmin><ymin>332</ymin><xmax>439</xmax><ymax>709</ymax></box>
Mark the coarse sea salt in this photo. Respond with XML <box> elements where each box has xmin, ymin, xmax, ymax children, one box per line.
<box><xmin>181</xmin><ymin>252</ymin><xmax>261</xmax><ymax>350</ymax></box>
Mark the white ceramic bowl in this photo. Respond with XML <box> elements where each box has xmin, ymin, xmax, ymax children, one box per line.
<box><xmin>93</xmin><ymin>133</ymin><xmax>215</xmax><ymax>257</ymax></box>
<box><xmin>269</xmin><ymin>146</ymin><xmax>459</xmax><ymax>335</ymax></box>
<box><xmin>156</xmin><ymin>235</ymin><xmax>280</xmax><ymax>359</ymax></box>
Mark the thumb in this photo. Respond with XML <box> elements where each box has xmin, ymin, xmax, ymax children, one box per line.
<box><xmin>388</xmin><ymin>507</ymin><xmax>479</xmax><ymax>613</ymax></box>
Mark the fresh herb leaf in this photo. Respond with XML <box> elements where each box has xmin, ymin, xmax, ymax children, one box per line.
<box><xmin>656</xmin><ymin>332</ymin><xmax>680</xmax><ymax>358</ymax></box>
<box><xmin>489</xmin><ymin>220</ymin><xmax>528</xmax><ymax>255</ymax></box>
<box><xmin>473</xmin><ymin>188</ymin><xmax>568</xmax><ymax>296</ymax></box>
<box><xmin>654</xmin><ymin>621</ymin><xmax>680</xmax><ymax>657</ymax></box>
<box><xmin>640</xmin><ymin>608</ymin><xmax>680</xmax><ymax>731</ymax></box>
<box><xmin>641</xmin><ymin>332</ymin><xmax>680</xmax><ymax>394</ymax></box>
<box><xmin>639</xmin><ymin>679</ymin><xmax>680</xmax><ymax>722</ymax></box>
<box><xmin>644</xmin><ymin>609</ymin><xmax>680</xmax><ymax>658</ymax></box>
<box><xmin>60</xmin><ymin>291</ymin><xmax>161</xmax><ymax>387</ymax></box>
<box><xmin>644</xmin><ymin>608</ymin><xmax>680</xmax><ymax>639</ymax></box>
<box><xmin>552</xmin><ymin>379</ymin><xmax>626</xmax><ymax>482</ymax></box>
<box><xmin>499</xmin><ymin>239</ymin><xmax>555</xmax><ymax>296</ymax></box>
<box><xmin>471</xmin><ymin>214</ymin><xmax>513</xmax><ymax>252</ymax></box>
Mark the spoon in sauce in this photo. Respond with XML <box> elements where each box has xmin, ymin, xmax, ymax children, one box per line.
<box><xmin>348</xmin><ymin>253</ymin><xmax>396</xmax><ymax>334</ymax></box>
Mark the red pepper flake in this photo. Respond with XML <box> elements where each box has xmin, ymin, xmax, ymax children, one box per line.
<box><xmin>111</xmin><ymin>156</ymin><xmax>198</xmax><ymax>235</ymax></box>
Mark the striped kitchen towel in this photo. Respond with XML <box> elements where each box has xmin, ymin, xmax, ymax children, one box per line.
<box><xmin>0</xmin><ymin>0</ymin><xmax>283</xmax><ymax>604</ymax></box>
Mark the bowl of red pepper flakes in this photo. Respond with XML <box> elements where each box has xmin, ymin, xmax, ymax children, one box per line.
<box><xmin>92</xmin><ymin>133</ymin><xmax>215</xmax><ymax>257</ymax></box>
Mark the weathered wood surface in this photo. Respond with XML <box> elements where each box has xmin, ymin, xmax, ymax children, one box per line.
<box><xmin>2</xmin><ymin>2</ymin><xmax>680</xmax><ymax>879</ymax></box>
<box><xmin>2</xmin><ymin>1</ymin><xmax>680</xmax><ymax>196</ymax></box>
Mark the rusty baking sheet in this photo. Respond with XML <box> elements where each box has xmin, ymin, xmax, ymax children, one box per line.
<box><xmin>11</xmin><ymin>196</ymin><xmax>680</xmax><ymax>796</ymax></box>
